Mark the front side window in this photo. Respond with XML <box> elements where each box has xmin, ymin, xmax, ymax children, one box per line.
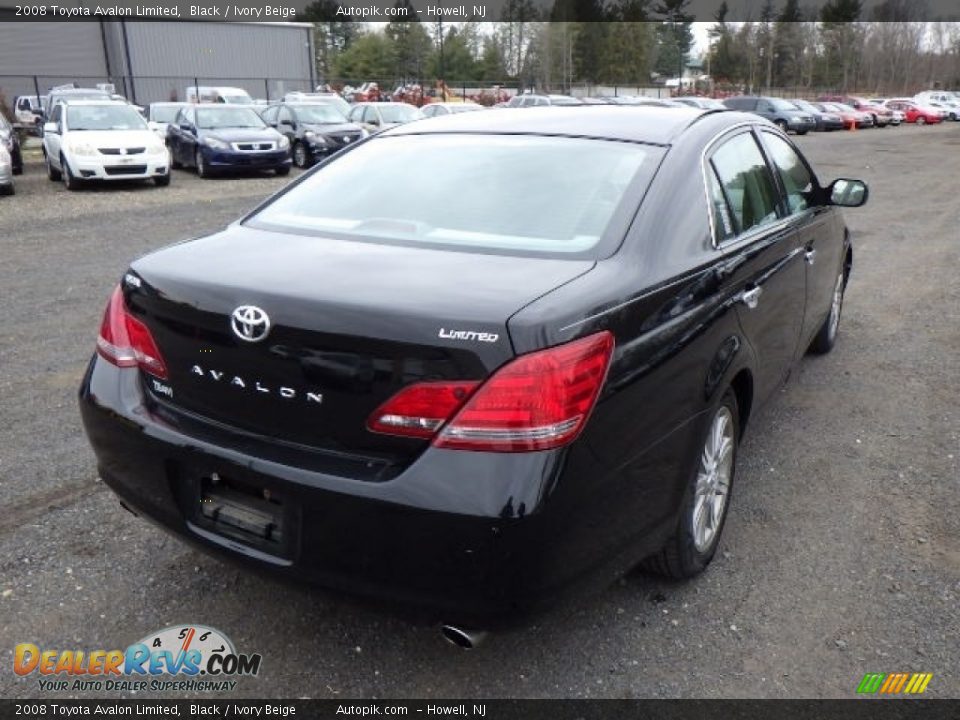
<box><xmin>709</xmin><ymin>132</ymin><xmax>780</xmax><ymax>238</ymax></box>
<box><xmin>247</xmin><ymin>134</ymin><xmax>662</xmax><ymax>256</ymax></box>
<box><xmin>761</xmin><ymin>132</ymin><xmax>817</xmax><ymax>214</ymax></box>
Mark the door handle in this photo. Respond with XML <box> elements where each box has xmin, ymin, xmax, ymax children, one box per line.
<box><xmin>741</xmin><ymin>285</ymin><xmax>763</xmax><ymax>310</ymax></box>
<box><xmin>805</xmin><ymin>248</ymin><xmax>817</xmax><ymax>265</ymax></box>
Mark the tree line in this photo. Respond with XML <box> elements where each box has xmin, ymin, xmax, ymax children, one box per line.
<box><xmin>303</xmin><ymin>0</ymin><xmax>960</xmax><ymax>95</ymax></box>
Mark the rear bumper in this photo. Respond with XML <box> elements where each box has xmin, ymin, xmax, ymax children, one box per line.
<box><xmin>78</xmin><ymin>356</ymin><xmax>674</xmax><ymax>625</ymax></box>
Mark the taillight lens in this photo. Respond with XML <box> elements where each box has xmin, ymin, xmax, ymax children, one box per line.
<box><xmin>367</xmin><ymin>331</ymin><xmax>614</xmax><ymax>452</ymax></box>
<box><xmin>96</xmin><ymin>285</ymin><xmax>168</xmax><ymax>380</ymax></box>
<box><xmin>368</xmin><ymin>381</ymin><xmax>480</xmax><ymax>439</ymax></box>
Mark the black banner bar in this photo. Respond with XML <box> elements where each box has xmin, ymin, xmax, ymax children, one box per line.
<box><xmin>1</xmin><ymin>700</ymin><xmax>960</xmax><ymax>720</ymax></box>
<box><xmin>2</xmin><ymin>1</ymin><xmax>960</xmax><ymax>22</ymax></box>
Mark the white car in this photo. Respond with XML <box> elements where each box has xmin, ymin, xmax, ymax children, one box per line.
<box><xmin>0</xmin><ymin>145</ymin><xmax>14</xmax><ymax>195</ymax></box>
<box><xmin>420</xmin><ymin>102</ymin><xmax>484</xmax><ymax>118</ymax></box>
<box><xmin>42</xmin><ymin>100</ymin><xmax>170</xmax><ymax>190</ymax></box>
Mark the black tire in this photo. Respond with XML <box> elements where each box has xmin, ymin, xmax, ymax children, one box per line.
<box><xmin>275</xmin><ymin>165</ymin><xmax>291</xmax><ymax>176</ymax></box>
<box><xmin>796</xmin><ymin>130</ymin><xmax>809</xmax><ymax>136</ymax></box>
<box><xmin>154</xmin><ymin>174</ymin><xmax>171</xmax><ymax>187</ymax></box>
<box><xmin>46</xmin><ymin>153</ymin><xmax>62</xmax><ymax>181</ymax></box>
<box><xmin>292</xmin><ymin>141</ymin><xmax>310</xmax><ymax>168</ymax></box>
<box><xmin>809</xmin><ymin>272</ymin><xmax>846</xmax><ymax>355</ymax></box>
<box><xmin>775</xmin><ymin>119</ymin><xmax>788</xmax><ymax>132</ymax></box>
<box><xmin>195</xmin><ymin>149</ymin><xmax>210</xmax><ymax>178</ymax></box>
<box><xmin>644</xmin><ymin>390</ymin><xmax>739</xmax><ymax>579</ymax></box>
<box><xmin>61</xmin><ymin>156</ymin><xmax>82</xmax><ymax>191</ymax></box>
<box><xmin>0</xmin><ymin>183</ymin><xmax>13</xmax><ymax>196</ymax></box>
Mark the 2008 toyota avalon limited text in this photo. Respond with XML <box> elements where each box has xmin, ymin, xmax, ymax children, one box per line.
<box><xmin>79</xmin><ymin>106</ymin><xmax>868</xmax><ymax>647</ymax></box>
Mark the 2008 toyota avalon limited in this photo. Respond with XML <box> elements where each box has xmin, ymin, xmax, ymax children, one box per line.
<box><xmin>79</xmin><ymin>107</ymin><xmax>867</xmax><ymax>644</ymax></box>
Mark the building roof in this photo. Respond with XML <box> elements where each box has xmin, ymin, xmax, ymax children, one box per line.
<box><xmin>388</xmin><ymin>105</ymin><xmax>712</xmax><ymax>145</ymax></box>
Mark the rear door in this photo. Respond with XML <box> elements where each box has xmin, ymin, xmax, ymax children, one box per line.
<box><xmin>43</xmin><ymin>104</ymin><xmax>64</xmax><ymax>166</ymax></box>
<box><xmin>706</xmin><ymin>128</ymin><xmax>807</xmax><ymax>404</ymax></box>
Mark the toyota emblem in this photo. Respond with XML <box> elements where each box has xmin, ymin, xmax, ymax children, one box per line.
<box><xmin>231</xmin><ymin>305</ymin><xmax>271</xmax><ymax>343</ymax></box>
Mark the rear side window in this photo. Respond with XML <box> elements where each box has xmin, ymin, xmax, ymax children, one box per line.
<box><xmin>709</xmin><ymin>132</ymin><xmax>780</xmax><ymax>238</ymax></box>
<box><xmin>761</xmin><ymin>132</ymin><xmax>817</xmax><ymax>214</ymax></box>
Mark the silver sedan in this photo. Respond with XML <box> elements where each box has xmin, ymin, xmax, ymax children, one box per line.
<box><xmin>0</xmin><ymin>145</ymin><xmax>14</xmax><ymax>196</ymax></box>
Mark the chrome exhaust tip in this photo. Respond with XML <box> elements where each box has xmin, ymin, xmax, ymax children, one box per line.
<box><xmin>440</xmin><ymin>624</ymin><xmax>488</xmax><ymax>650</ymax></box>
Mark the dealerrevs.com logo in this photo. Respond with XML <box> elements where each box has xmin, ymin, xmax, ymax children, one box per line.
<box><xmin>14</xmin><ymin>624</ymin><xmax>262</xmax><ymax>693</ymax></box>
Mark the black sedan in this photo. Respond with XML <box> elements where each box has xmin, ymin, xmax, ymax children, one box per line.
<box><xmin>79</xmin><ymin>107</ymin><xmax>866</xmax><ymax>641</ymax></box>
<box><xmin>260</xmin><ymin>102</ymin><xmax>365</xmax><ymax>168</ymax></box>
<box><xmin>166</xmin><ymin>105</ymin><xmax>291</xmax><ymax>177</ymax></box>
<box><xmin>0</xmin><ymin>113</ymin><xmax>23</xmax><ymax>175</ymax></box>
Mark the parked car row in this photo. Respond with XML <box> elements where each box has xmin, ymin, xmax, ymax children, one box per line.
<box><xmin>8</xmin><ymin>83</ymin><xmax>958</xmax><ymax>197</ymax></box>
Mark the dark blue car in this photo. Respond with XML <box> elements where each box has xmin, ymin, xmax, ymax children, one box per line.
<box><xmin>166</xmin><ymin>105</ymin><xmax>291</xmax><ymax>177</ymax></box>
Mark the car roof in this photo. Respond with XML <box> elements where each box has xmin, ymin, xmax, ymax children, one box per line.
<box><xmin>59</xmin><ymin>99</ymin><xmax>130</xmax><ymax>107</ymax></box>
<box><xmin>386</xmin><ymin>105</ymin><xmax>716</xmax><ymax>145</ymax></box>
<box><xmin>50</xmin><ymin>88</ymin><xmax>109</xmax><ymax>96</ymax></box>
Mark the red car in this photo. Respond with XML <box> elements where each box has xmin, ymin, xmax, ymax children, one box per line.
<box><xmin>884</xmin><ymin>100</ymin><xmax>943</xmax><ymax>125</ymax></box>
<box><xmin>818</xmin><ymin>95</ymin><xmax>894</xmax><ymax>127</ymax></box>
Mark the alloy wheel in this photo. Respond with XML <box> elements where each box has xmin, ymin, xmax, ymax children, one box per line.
<box><xmin>293</xmin><ymin>142</ymin><xmax>308</xmax><ymax>168</ymax></box>
<box><xmin>692</xmin><ymin>406</ymin><xmax>735</xmax><ymax>553</ymax></box>
<box><xmin>828</xmin><ymin>273</ymin><xmax>844</xmax><ymax>343</ymax></box>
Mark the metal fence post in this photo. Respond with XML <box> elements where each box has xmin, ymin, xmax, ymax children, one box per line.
<box><xmin>265</xmin><ymin>78</ymin><xmax>270</xmax><ymax>102</ymax></box>
<box><xmin>33</xmin><ymin>75</ymin><xmax>41</xmax><ymax>105</ymax></box>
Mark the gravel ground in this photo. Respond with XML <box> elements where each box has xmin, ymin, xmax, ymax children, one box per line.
<box><xmin>1</xmin><ymin>124</ymin><xmax>958</xmax><ymax>700</ymax></box>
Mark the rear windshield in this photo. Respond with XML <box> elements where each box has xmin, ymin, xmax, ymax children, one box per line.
<box><xmin>378</xmin><ymin>104</ymin><xmax>422</xmax><ymax>123</ymax></box>
<box><xmin>151</xmin><ymin>105</ymin><xmax>183</xmax><ymax>123</ymax></box>
<box><xmin>293</xmin><ymin>104</ymin><xmax>347</xmax><ymax>123</ymax></box>
<box><xmin>246</xmin><ymin>134</ymin><xmax>662</xmax><ymax>256</ymax></box>
<box><xmin>770</xmin><ymin>98</ymin><xmax>801</xmax><ymax>111</ymax></box>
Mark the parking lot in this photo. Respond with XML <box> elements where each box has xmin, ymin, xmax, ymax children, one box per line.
<box><xmin>1</xmin><ymin>123</ymin><xmax>958</xmax><ymax>699</ymax></box>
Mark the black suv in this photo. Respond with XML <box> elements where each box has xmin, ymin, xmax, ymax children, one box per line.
<box><xmin>260</xmin><ymin>102</ymin><xmax>365</xmax><ymax>168</ymax></box>
<box><xmin>0</xmin><ymin>113</ymin><xmax>23</xmax><ymax>175</ymax></box>
<box><xmin>722</xmin><ymin>96</ymin><xmax>817</xmax><ymax>135</ymax></box>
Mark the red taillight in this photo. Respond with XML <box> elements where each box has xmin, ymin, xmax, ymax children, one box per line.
<box><xmin>368</xmin><ymin>381</ymin><xmax>480</xmax><ymax>439</ymax></box>
<box><xmin>366</xmin><ymin>331</ymin><xmax>614</xmax><ymax>452</ymax></box>
<box><xmin>96</xmin><ymin>285</ymin><xmax>168</xmax><ymax>380</ymax></box>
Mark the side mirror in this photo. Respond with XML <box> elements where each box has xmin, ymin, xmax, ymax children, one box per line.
<box><xmin>43</xmin><ymin>122</ymin><xmax>58</xmax><ymax>135</ymax></box>
<box><xmin>828</xmin><ymin>178</ymin><xmax>868</xmax><ymax>208</ymax></box>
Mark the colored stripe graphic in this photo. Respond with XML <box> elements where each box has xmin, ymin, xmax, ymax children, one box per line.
<box><xmin>857</xmin><ymin>672</ymin><xmax>932</xmax><ymax>695</ymax></box>
<box><xmin>857</xmin><ymin>673</ymin><xmax>885</xmax><ymax>694</ymax></box>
